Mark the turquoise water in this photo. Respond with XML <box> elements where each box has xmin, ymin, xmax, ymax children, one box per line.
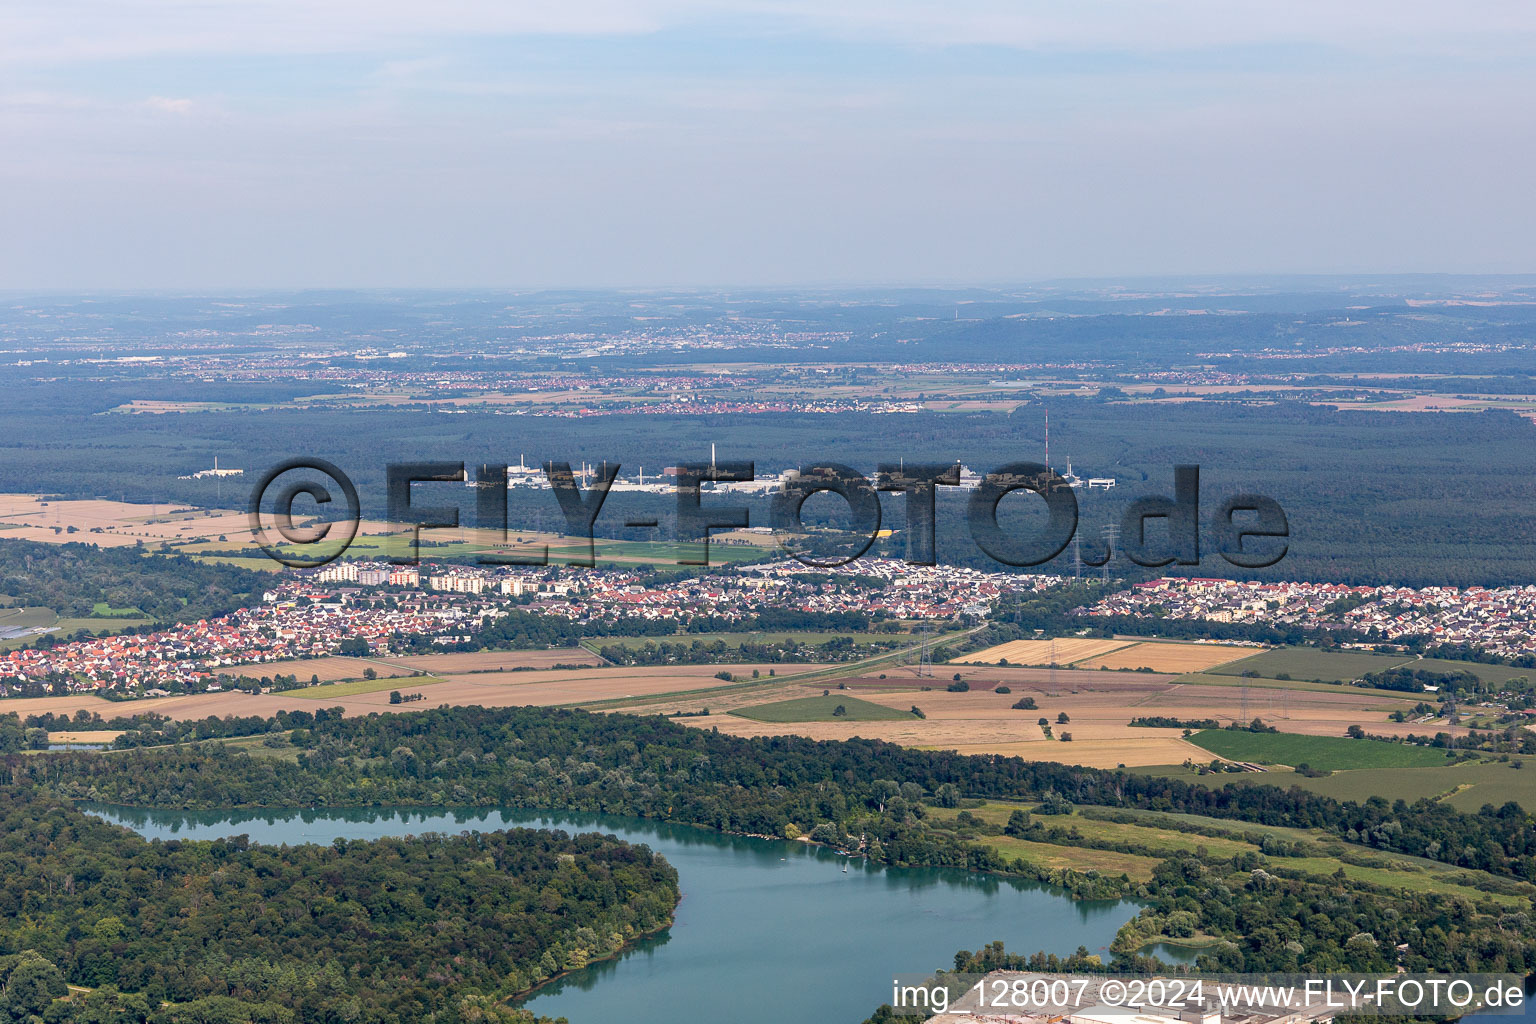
<box><xmin>86</xmin><ymin>804</ymin><xmax>1139</xmax><ymax>1024</ymax></box>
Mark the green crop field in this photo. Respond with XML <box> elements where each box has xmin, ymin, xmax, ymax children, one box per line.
<box><xmin>216</xmin><ymin>732</ymin><xmax>303</xmax><ymax>761</ymax></box>
<box><xmin>991</xmin><ymin>802</ymin><xmax>1532</xmax><ymax>905</ymax></box>
<box><xmin>50</xmin><ymin>616</ymin><xmax>152</xmax><ymax>636</ymax></box>
<box><xmin>1209</xmin><ymin>649</ymin><xmax>1533</xmax><ymax>690</ymax></box>
<box><xmin>1437</xmin><ymin>761</ymin><xmax>1536</xmax><ymax>811</ymax></box>
<box><xmin>0</xmin><ymin>606</ymin><xmax>154</xmax><ymax>648</ymax></box>
<box><xmin>1173</xmin><ymin>672</ymin><xmax>1426</xmax><ymax>700</ymax></box>
<box><xmin>966</xmin><ymin>834</ymin><xmax>1162</xmax><ymax>882</ymax></box>
<box><xmin>730</xmin><ymin>694</ymin><xmax>916</xmax><ymax>722</ymax></box>
<box><xmin>1188</xmin><ymin>729</ymin><xmax>1449</xmax><ymax>770</ymax></box>
<box><xmin>596</xmin><ymin>631</ymin><xmax>904</xmax><ymax>650</ymax></box>
<box><xmin>1076</xmin><ymin>806</ymin><xmax>1338</xmax><ymax>846</ymax></box>
<box><xmin>586</xmin><ymin>540</ymin><xmax>761</xmax><ymax>564</ymax></box>
<box><xmin>0</xmin><ymin>606</ymin><xmax>58</xmax><ymax>629</ymax></box>
<box><xmin>184</xmin><ymin>534</ymin><xmax>762</xmax><ymax>568</ymax></box>
<box><xmin>931</xmin><ymin>803</ymin><xmax>1260</xmax><ymax>859</ymax></box>
<box><xmin>1210</xmin><ymin>647</ymin><xmax>1415</xmax><ymax>682</ymax></box>
<box><xmin>1276</xmin><ymin>856</ymin><xmax>1530</xmax><ymax>906</ymax></box>
<box><xmin>1409</xmin><ymin>659</ymin><xmax>1534</xmax><ymax>686</ymax></box>
<box><xmin>91</xmin><ymin>601</ymin><xmax>143</xmax><ymax>617</ymax></box>
<box><xmin>1140</xmin><ymin>755</ymin><xmax>1536</xmax><ymax>812</ymax></box>
<box><xmin>287</xmin><ymin>675</ymin><xmax>444</xmax><ymax>699</ymax></box>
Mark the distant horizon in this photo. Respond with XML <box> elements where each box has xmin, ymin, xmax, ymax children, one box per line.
<box><xmin>6</xmin><ymin>271</ymin><xmax>1536</xmax><ymax>300</ymax></box>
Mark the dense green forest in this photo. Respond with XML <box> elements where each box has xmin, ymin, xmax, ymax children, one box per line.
<box><xmin>0</xmin><ymin>541</ymin><xmax>267</xmax><ymax>624</ymax></box>
<box><xmin>0</xmin><ymin>787</ymin><xmax>677</xmax><ymax>1023</ymax></box>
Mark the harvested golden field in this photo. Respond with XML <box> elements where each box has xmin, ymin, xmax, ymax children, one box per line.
<box><xmin>230</xmin><ymin>656</ymin><xmax>417</xmax><ymax>682</ymax></box>
<box><xmin>1074</xmin><ymin>641</ymin><xmax>1256</xmax><ymax>672</ymax></box>
<box><xmin>0</xmin><ymin>493</ymin><xmax>400</xmax><ymax>550</ymax></box>
<box><xmin>663</xmin><ymin>668</ymin><xmax>1463</xmax><ymax>768</ymax></box>
<box><xmin>949</xmin><ymin>738</ymin><xmax>1199</xmax><ymax>770</ymax></box>
<box><xmin>0</xmin><ymin>691</ymin><xmax>271</xmax><ymax>720</ymax></box>
<box><xmin>1132</xmin><ymin>680</ymin><xmax>1445</xmax><ymax>741</ymax></box>
<box><xmin>831</xmin><ymin>666</ymin><xmax>1181</xmax><ymax>695</ymax></box>
<box><xmin>0</xmin><ymin>694</ymin><xmax>139</xmax><ymax>718</ymax></box>
<box><xmin>0</xmin><ymin>492</ymin><xmax>413</xmax><ymax>550</ymax></box>
<box><xmin>685</xmin><ymin>676</ymin><xmax>1205</xmax><ymax>768</ymax></box>
<box><xmin>695</xmin><ymin>712</ymin><xmax>1200</xmax><ymax>770</ymax></box>
<box><xmin>48</xmin><ymin>730</ymin><xmax>125</xmax><ymax>743</ymax></box>
<box><xmin>955</xmin><ymin>637</ymin><xmax>1130</xmax><ymax>666</ymax></box>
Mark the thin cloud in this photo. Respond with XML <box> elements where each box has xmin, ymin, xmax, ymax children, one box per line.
<box><xmin>144</xmin><ymin>96</ymin><xmax>194</xmax><ymax>115</ymax></box>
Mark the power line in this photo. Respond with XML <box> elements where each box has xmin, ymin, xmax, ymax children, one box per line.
<box><xmin>1100</xmin><ymin>524</ymin><xmax>1120</xmax><ymax>583</ymax></box>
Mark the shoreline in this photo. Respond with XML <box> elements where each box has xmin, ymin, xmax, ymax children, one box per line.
<box><xmin>505</xmin><ymin>905</ymin><xmax>682</xmax><ymax>1006</ymax></box>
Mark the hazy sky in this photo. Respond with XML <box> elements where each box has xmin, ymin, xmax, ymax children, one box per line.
<box><xmin>3</xmin><ymin>1</ymin><xmax>1535</xmax><ymax>289</ymax></box>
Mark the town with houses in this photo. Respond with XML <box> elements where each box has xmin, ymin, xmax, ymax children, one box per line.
<box><xmin>0</xmin><ymin>560</ymin><xmax>1053</xmax><ymax>696</ymax></box>
<box><xmin>2</xmin><ymin>562</ymin><xmax>1534</xmax><ymax>696</ymax></box>
<box><xmin>1077</xmin><ymin>577</ymin><xmax>1536</xmax><ymax>661</ymax></box>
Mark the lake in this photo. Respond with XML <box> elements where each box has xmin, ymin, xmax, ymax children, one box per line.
<box><xmin>86</xmin><ymin>804</ymin><xmax>1140</xmax><ymax>1024</ymax></box>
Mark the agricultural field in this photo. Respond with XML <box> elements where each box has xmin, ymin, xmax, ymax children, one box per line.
<box><xmin>731</xmin><ymin>695</ymin><xmax>916</xmax><ymax>722</ymax></box>
<box><xmin>0</xmin><ymin>605</ymin><xmax>153</xmax><ymax>648</ymax></box>
<box><xmin>1078</xmin><ymin>806</ymin><xmax>1338</xmax><ymax>846</ymax></box>
<box><xmin>288</xmin><ymin>675</ymin><xmax>445</xmax><ymax>699</ymax></box>
<box><xmin>960</xmin><ymin>833</ymin><xmax>1163</xmax><ymax>882</ymax></box>
<box><xmin>91</xmin><ymin>601</ymin><xmax>142</xmax><ymax>616</ymax></box>
<box><xmin>1171</xmin><ymin>672</ymin><xmax>1431</xmax><ymax>701</ymax></box>
<box><xmin>1061</xmin><ymin>806</ymin><xmax>1530</xmax><ymax>903</ymax></box>
<box><xmin>187</xmin><ymin>526</ymin><xmax>763</xmax><ymax>569</ymax></box>
<box><xmin>388</xmin><ymin>649</ymin><xmax>602</xmax><ymax>673</ymax></box>
<box><xmin>1187</xmin><ymin>729</ymin><xmax>1450</xmax><ymax>770</ymax></box>
<box><xmin>217</xmin><ymin>732</ymin><xmax>303</xmax><ymax>761</ymax></box>
<box><xmin>0</xmin><ymin>494</ymin><xmax>763</xmax><ymax>570</ymax></box>
<box><xmin>957</xmin><ymin>637</ymin><xmax>1254</xmax><ymax>673</ymax></box>
<box><xmin>630</xmin><ymin>661</ymin><xmax>1474</xmax><ymax>769</ymax></box>
<box><xmin>0</xmin><ymin>493</ymin><xmax>401</xmax><ymax>553</ymax></box>
<box><xmin>938</xmin><ymin>804</ymin><xmax>1532</xmax><ymax>906</ymax></box>
<box><xmin>1073</xmin><ymin>641</ymin><xmax>1255</xmax><ymax>673</ymax></box>
<box><xmin>1210</xmin><ymin>647</ymin><xmax>1533</xmax><ymax>690</ymax></box>
<box><xmin>226</xmin><ymin>656</ymin><xmax>419</xmax><ymax>682</ymax></box>
<box><xmin>1210</xmin><ymin>647</ymin><xmax>1417</xmax><ymax>682</ymax></box>
<box><xmin>2</xmin><ymin>647</ymin><xmax>1481</xmax><ymax>776</ymax></box>
<box><xmin>1275</xmin><ymin>856</ymin><xmax>1531</xmax><ymax>906</ymax></box>
<box><xmin>956</xmin><ymin>637</ymin><xmax>1128</xmax><ymax>666</ymax></box>
<box><xmin>596</xmin><ymin>631</ymin><xmax>904</xmax><ymax>651</ymax></box>
<box><xmin>680</xmin><ymin>671</ymin><xmax>1202</xmax><ymax>769</ymax></box>
<box><xmin>1408</xmin><ymin>659</ymin><xmax>1534</xmax><ymax>686</ymax></box>
<box><xmin>47</xmin><ymin>730</ymin><xmax>124</xmax><ymax>744</ymax></box>
<box><xmin>0</xmin><ymin>662</ymin><xmax>814</xmax><ymax>721</ymax></box>
<box><xmin>0</xmin><ymin>606</ymin><xmax>63</xmax><ymax>636</ymax></box>
<box><xmin>1148</xmin><ymin>756</ymin><xmax>1536</xmax><ymax>812</ymax></box>
<box><xmin>930</xmin><ymin>802</ymin><xmax>1261</xmax><ymax>859</ymax></box>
